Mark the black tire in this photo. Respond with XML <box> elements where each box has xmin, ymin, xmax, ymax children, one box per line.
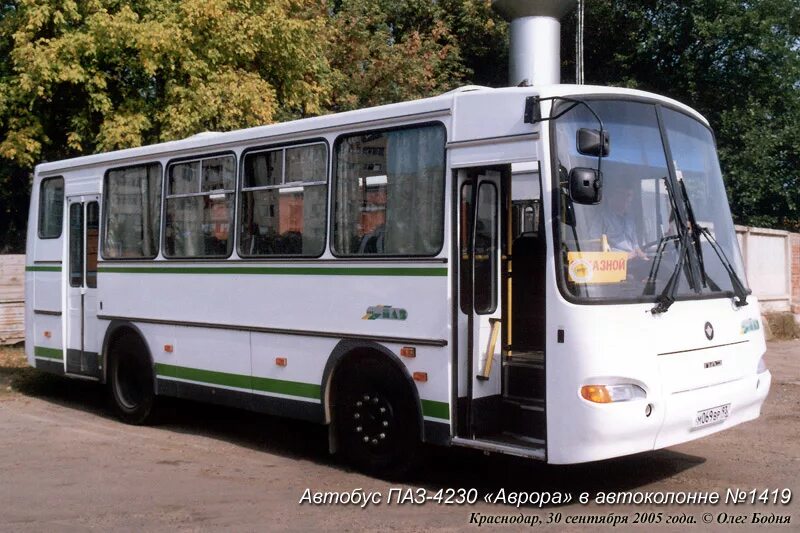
<box><xmin>108</xmin><ymin>333</ymin><xmax>156</xmax><ymax>425</ymax></box>
<box><xmin>334</xmin><ymin>357</ymin><xmax>420</xmax><ymax>479</ymax></box>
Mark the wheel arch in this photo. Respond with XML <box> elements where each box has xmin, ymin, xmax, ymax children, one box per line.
<box><xmin>321</xmin><ymin>339</ymin><xmax>425</xmax><ymax>452</ymax></box>
<box><xmin>100</xmin><ymin>320</ymin><xmax>155</xmax><ymax>388</ymax></box>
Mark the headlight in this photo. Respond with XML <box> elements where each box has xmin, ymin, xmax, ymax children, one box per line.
<box><xmin>581</xmin><ymin>384</ymin><xmax>647</xmax><ymax>403</ymax></box>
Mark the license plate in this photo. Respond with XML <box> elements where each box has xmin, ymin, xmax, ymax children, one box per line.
<box><xmin>693</xmin><ymin>404</ymin><xmax>730</xmax><ymax>428</ymax></box>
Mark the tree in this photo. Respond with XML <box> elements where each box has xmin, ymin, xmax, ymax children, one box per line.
<box><xmin>1</xmin><ymin>0</ymin><xmax>798</xmax><ymax>252</ymax></box>
<box><xmin>324</xmin><ymin>0</ymin><xmax>508</xmax><ymax>111</ymax></box>
<box><xmin>0</xmin><ymin>0</ymin><xmax>332</xmax><ymax>250</ymax></box>
<box><xmin>561</xmin><ymin>0</ymin><xmax>800</xmax><ymax>230</ymax></box>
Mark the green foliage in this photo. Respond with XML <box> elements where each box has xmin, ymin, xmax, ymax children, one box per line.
<box><xmin>0</xmin><ymin>0</ymin><xmax>798</xmax><ymax>251</ymax></box>
<box><xmin>0</xmin><ymin>0</ymin><xmax>332</xmax><ymax>250</ymax></box>
<box><xmin>0</xmin><ymin>0</ymin><xmax>329</xmax><ymax>162</ymax></box>
<box><xmin>561</xmin><ymin>0</ymin><xmax>800</xmax><ymax>231</ymax></box>
<box><xmin>324</xmin><ymin>0</ymin><xmax>508</xmax><ymax>111</ymax></box>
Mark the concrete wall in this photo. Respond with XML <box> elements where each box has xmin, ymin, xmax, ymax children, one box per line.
<box><xmin>736</xmin><ymin>226</ymin><xmax>794</xmax><ymax>313</ymax></box>
<box><xmin>791</xmin><ymin>233</ymin><xmax>800</xmax><ymax>315</ymax></box>
<box><xmin>0</xmin><ymin>254</ymin><xmax>24</xmax><ymax>345</ymax></box>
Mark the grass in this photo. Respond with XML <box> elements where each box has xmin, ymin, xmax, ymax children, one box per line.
<box><xmin>0</xmin><ymin>343</ymin><xmax>56</xmax><ymax>395</ymax></box>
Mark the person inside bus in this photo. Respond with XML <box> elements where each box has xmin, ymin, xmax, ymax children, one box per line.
<box><xmin>358</xmin><ymin>223</ymin><xmax>385</xmax><ymax>254</ymax></box>
<box><xmin>601</xmin><ymin>186</ymin><xmax>647</xmax><ymax>260</ymax></box>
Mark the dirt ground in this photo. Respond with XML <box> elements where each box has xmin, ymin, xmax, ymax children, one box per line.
<box><xmin>0</xmin><ymin>341</ymin><xmax>797</xmax><ymax>532</ymax></box>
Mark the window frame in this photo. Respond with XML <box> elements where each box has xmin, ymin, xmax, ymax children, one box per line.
<box><xmin>85</xmin><ymin>201</ymin><xmax>99</xmax><ymax>288</ymax></box>
<box><xmin>37</xmin><ymin>176</ymin><xmax>65</xmax><ymax>239</ymax></box>
<box><xmin>548</xmin><ymin>95</ymin><xmax>744</xmax><ymax>306</ymax></box>
<box><xmin>162</xmin><ymin>151</ymin><xmax>238</xmax><ymax>260</ymax></box>
<box><xmin>237</xmin><ymin>139</ymin><xmax>329</xmax><ymax>259</ymax></box>
<box><xmin>68</xmin><ymin>202</ymin><xmax>83</xmax><ymax>287</ymax></box>
<box><xmin>474</xmin><ymin>181</ymin><xmax>499</xmax><ymax>314</ymax></box>
<box><xmin>101</xmin><ymin>162</ymin><xmax>163</xmax><ymax>261</ymax></box>
<box><xmin>330</xmin><ymin>121</ymin><xmax>448</xmax><ymax>259</ymax></box>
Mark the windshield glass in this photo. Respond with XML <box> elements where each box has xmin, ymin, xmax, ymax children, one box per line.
<box><xmin>554</xmin><ymin>99</ymin><xmax>746</xmax><ymax>302</ymax></box>
<box><xmin>661</xmin><ymin>108</ymin><xmax>748</xmax><ymax>291</ymax></box>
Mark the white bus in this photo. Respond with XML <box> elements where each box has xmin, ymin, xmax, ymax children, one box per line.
<box><xmin>25</xmin><ymin>84</ymin><xmax>770</xmax><ymax>476</ymax></box>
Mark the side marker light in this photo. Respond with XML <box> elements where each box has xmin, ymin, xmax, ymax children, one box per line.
<box><xmin>400</xmin><ymin>347</ymin><xmax>416</xmax><ymax>358</ymax></box>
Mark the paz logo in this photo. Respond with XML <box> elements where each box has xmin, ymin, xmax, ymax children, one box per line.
<box><xmin>568</xmin><ymin>258</ymin><xmax>593</xmax><ymax>283</ymax></box>
<box><xmin>704</xmin><ymin>321</ymin><xmax>714</xmax><ymax>341</ymax></box>
<box><xmin>740</xmin><ymin>318</ymin><xmax>760</xmax><ymax>335</ymax></box>
<box><xmin>362</xmin><ymin>305</ymin><xmax>408</xmax><ymax>321</ymax></box>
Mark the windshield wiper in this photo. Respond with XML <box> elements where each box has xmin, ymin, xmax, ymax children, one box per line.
<box><xmin>698</xmin><ymin>226</ymin><xmax>749</xmax><ymax>307</ymax></box>
<box><xmin>652</xmin><ymin>176</ymin><xmax>747</xmax><ymax>314</ymax></box>
<box><xmin>651</xmin><ymin>231</ymin><xmax>691</xmax><ymax>314</ymax></box>
<box><xmin>676</xmin><ymin>178</ymin><xmax>721</xmax><ymax>294</ymax></box>
<box><xmin>643</xmin><ymin>234</ymin><xmax>680</xmax><ymax>296</ymax></box>
<box><xmin>649</xmin><ymin>174</ymin><xmax>697</xmax><ymax>313</ymax></box>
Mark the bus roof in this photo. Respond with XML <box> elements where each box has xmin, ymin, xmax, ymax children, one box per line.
<box><xmin>35</xmin><ymin>84</ymin><xmax>708</xmax><ymax>176</ymax></box>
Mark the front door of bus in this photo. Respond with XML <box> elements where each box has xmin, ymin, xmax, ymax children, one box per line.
<box><xmin>458</xmin><ymin>167</ymin><xmax>505</xmax><ymax>436</ymax></box>
<box><xmin>65</xmin><ymin>195</ymin><xmax>101</xmax><ymax>378</ymax></box>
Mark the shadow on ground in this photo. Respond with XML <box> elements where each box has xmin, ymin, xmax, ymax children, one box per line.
<box><xmin>3</xmin><ymin>350</ymin><xmax>704</xmax><ymax>505</ymax></box>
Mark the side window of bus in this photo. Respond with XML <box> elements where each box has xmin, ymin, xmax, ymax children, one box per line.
<box><xmin>103</xmin><ymin>163</ymin><xmax>162</xmax><ymax>259</ymax></box>
<box><xmin>164</xmin><ymin>155</ymin><xmax>236</xmax><ymax>258</ymax></box>
<box><xmin>239</xmin><ymin>143</ymin><xmax>327</xmax><ymax>257</ymax></box>
<box><xmin>38</xmin><ymin>177</ymin><xmax>64</xmax><ymax>239</ymax></box>
<box><xmin>333</xmin><ymin>124</ymin><xmax>446</xmax><ymax>256</ymax></box>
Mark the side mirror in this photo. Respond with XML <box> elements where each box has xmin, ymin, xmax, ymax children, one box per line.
<box><xmin>577</xmin><ymin>128</ymin><xmax>610</xmax><ymax>157</ymax></box>
<box><xmin>569</xmin><ymin>168</ymin><xmax>603</xmax><ymax>205</ymax></box>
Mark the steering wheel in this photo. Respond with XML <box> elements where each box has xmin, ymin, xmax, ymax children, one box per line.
<box><xmin>641</xmin><ymin>239</ymin><xmax>663</xmax><ymax>254</ymax></box>
<box><xmin>641</xmin><ymin>234</ymin><xmax>681</xmax><ymax>255</ymax></box>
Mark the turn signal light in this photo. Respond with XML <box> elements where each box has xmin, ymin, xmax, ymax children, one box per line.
<box><xmin>164</xmin><ymin>344</ymin><xmax>173</xmax><ymax>353</ymax></box>
<box><xmin>43</xmin><ymin>331</ymin><xmax>52</xmax><ymax>339</ymax></box>
<box><xmin>581</xmin><ymin>385</ymin><xmax>612</xmax><ymax>403</ymax></box>
<box><xmin>275</xmin><ymin>357</ymin><xmax>288</xmax><ymax>367</ymax></box>
<box><xmin>581</xmin><ymin>384</ymin><xmax>646</xmax><ymax>403</ymax></box>
<box><xmin>413</xmin><ymin>372</ymin><xmax>428</xmax><ymax>382</ymax></box>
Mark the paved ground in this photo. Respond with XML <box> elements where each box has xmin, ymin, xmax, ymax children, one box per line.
<box><xmin>0</xmin><ymin>340</ymin><xmax>798</xmax><ymax>532</ymax></box>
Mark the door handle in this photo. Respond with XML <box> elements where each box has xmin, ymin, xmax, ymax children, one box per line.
<box><xmin>477</xmin><ymin>318</ymin><xmax>502</xmax><ymax>381</ymax></box>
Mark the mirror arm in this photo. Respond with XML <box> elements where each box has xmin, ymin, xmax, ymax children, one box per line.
<box><xmin>527</xmin><ymin>96</ymin><xmax>606</xmax><ymax>180</ymax></box>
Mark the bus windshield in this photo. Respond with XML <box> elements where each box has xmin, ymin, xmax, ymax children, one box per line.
<box><xmin>554</xmin><ymin>99</ymin><xmax>747</xmax><ymax>303</ymax></box>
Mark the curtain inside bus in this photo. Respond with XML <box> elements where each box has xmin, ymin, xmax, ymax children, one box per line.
<box><xmin>385</xmin><ymin>126</ymin><xmax>445</xmax><ymax>255</ymax></box>
<box><xmin>334</xmin><ymin>124</ymin><xmax>445</xmax><ymax>256</ymax></box>
<box><xmin>103</xmin><ymin>163</ymin><xmax>161</xmax><ymax>258</ymax></box>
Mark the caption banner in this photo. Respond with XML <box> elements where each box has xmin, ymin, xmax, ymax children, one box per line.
<box><xmin>299</xmin><ymin>487</ymin><xmax>793</xmax><ymax>526</ymax></box>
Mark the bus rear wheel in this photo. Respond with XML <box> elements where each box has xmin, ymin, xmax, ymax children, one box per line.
<box><xmin>108</xmin><ymin>333</ymin><xmax>156</xmax><ymax>425</ymax></box>
<box><xmin>334</xmin><ymin>357</ymin><xmax>420</xmax><ymax>479</ymax></box>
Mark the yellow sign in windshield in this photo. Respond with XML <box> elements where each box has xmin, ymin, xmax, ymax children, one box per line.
<box><xmin>567</xmin><ymin>251</ymin><xmax>629</xmax><ymax>284</ymax></box>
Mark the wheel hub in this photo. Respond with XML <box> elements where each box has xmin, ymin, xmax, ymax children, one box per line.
<box><xmin>352</xmin><ymin>393</ymin><xmax>392</xmax><ymax>447</ymax></box>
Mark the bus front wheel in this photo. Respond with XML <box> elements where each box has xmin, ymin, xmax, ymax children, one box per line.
<box><xmin>108</xmin><ymin>333</ymin><xmax>156</xmax><ymax>425</ymax></box>
<box><xmin>334</xmin><ymin>357</ymin><xmax>420</xmax><ymax>479</ymax></box>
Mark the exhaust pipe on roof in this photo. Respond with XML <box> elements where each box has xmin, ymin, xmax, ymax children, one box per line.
<box><xmin>492</xmin><ymin>0</ymin><xmax>577</xmax><ymax>87</ymax></box>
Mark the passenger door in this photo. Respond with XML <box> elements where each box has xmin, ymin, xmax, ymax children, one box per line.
<box><xmin>458</xmin><ymin>167</ymin><xmax>505</xmax><ymax>436</ymax></box>
<box><xmin>65</xmin><ymin>195</ymin><xmax>101</xmax><ymax>378</ymax></box>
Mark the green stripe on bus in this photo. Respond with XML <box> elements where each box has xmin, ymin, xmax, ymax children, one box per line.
<box><xmin>34</xmin><ymin>346</ymin><xmax>63</xmax><ymax>360</ymax></box>
<box><xmin>98</xmin><ymin>266</ymin><xmax>447</xmax><ymax>277</ymax></box>
<box><xmin>156</xmin><ymin>362</ymin><xmax>448</xmax><ymax>416</ymax></box>
<box><xmin>252</xmin><ymin>375</ymin><xmax>321</xmax><ymax>399</ymax></box>
<box><xmin>421</xmin><ymin>399</ymin><xmax>450</xmax><ymax>420</ymax></box>
<box><xmin>26</xmin><ymin>266</ymin><xmax>61</xmax><ymax>272</ymax></box>
<box><xmin>155</xmin><ymin>363</ymin><xmax>320</xmax><ymax>400</ymax></box>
